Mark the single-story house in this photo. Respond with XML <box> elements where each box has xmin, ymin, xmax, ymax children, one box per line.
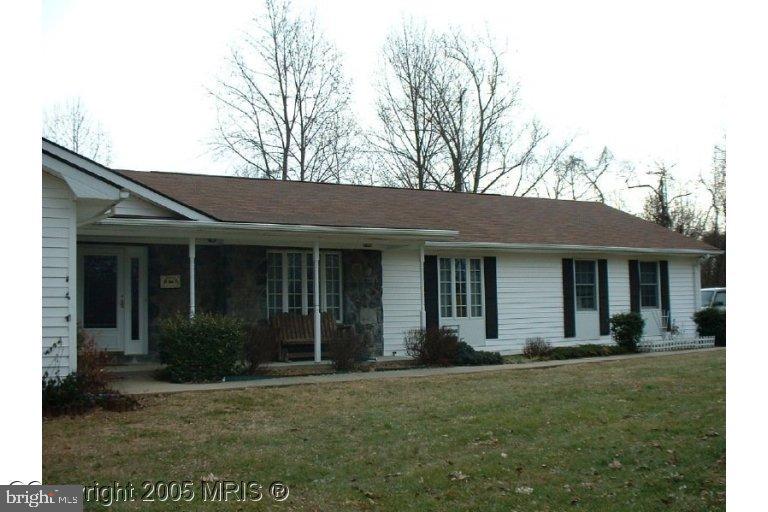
<box><xmin>42</xmin><ymin>138</ymin><xmax>719</xmax><ymax>376</ymax></box>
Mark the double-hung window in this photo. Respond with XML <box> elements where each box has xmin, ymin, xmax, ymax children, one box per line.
<box><xmin>639</xmin><ymin>261</ymin><xmax>659</xmax><ymax>308</ymax></box>
<box><xmin>266</xmin><ymin>251</ymin><xmax>342</xmax><ymax>321</ymax></box>
<box><xmin>574</xmin><ymin>260</ymin><xmax>597</xmax><ymax>311</ymax></box>
<box><xmin>438</xmin><ymin>257</ymin><xmax>483</xmax><ymax>318</ymax></box>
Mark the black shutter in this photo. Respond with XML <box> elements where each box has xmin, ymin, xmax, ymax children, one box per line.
<box><xmin>424</xmin><ymin>255</ymin><xmax>439</xmax><ymax>330</ymax></box>
<box><xmin>659</xmin><ymin>260</ymin><xmax>671</xmax><ymax>331</ymax></box>
<box><xmin>562</xmin><ymin>258</ymin><xmax>575</xmax><ymax>338</ymax></box>
<box><xmin>628</xmin><ymin>259</ymin><xmax>640</xmax><ymax>313</ymax></box>
<box><xmin>483</xmin><ymin>257</ymin><xmax>498</xmax><ymax>339</ymax></box>
<box><xmin>598</xmin><ymin>259</ymin><xmax>610</xmax><ymax>335</ymax></box>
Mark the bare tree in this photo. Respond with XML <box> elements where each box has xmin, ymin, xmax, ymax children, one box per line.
<box><xmin>370</xmin><ymin>21</ymin><xmax>444</xmax><ymax>190</ymax></box>
<box><xmin>548</xmin><ymin>147</ymin><xmax>616</xmax><ymax>202</ymax></box>
<box><xmin>630</xmin><ymin>162</ymin><xmax>706</xmax><ymax>236</ymax></box>
<box><xmin>700</xmin><ymin>142</ymin><xmax>726</xmax><ymax>234</ymax></box>
<box><xmin>211</xmin><ymin>0</ymin><xmax>357</xmax><ymax>182</ymax></box>
<box><xmin>421</xmin><ymin>32</ymin><xmax>555</xmax><ymax>194</ymax></box>
<box><xmin>699</xmin><ymin>141</ymin><xmax>726</xmax><ymax>286</ymax></box>
<box><xmin>43</xmin><ymin>98</ymin><xmax>112</xmax><ymax>164</ymax></box>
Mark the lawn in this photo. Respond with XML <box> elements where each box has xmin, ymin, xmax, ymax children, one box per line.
<box><xmin>43</xmin><ymin>350</ymin><xmax>725</xmax><ymax>511</ymax></box>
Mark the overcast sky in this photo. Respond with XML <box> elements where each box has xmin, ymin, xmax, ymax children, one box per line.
<box><xmin>41</xmin><ymin>0</ymin><xmax>725</xmax><ymax>209</ymax></box>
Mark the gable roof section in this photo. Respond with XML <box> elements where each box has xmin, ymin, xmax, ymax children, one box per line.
<box><xmin>116</xmin><ymin>170</ymin><xmax>715</xmax><ymax>253</ymax></box>
<box><xmin>42</xmin><ymin>138</ymin><xmax>214</xmax><ymax>222</ymax></box>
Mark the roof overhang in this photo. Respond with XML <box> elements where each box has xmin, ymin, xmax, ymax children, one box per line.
<box><xmin>425</xmin><ymin>241</ymin><xmax>722</xmax><ymax>256</ymax></box>
<box><xmin>43</xmin><ymin>139</ymin><xmax>214</xmax><ymax>222</ymax></box>
<box><xmin>82</xmin><ymin>218</ymin><xmax>459</xmax><ymax>244</ymax></box>
<box><xmin>43</xmin><ymin>152</ymin><xmax>123</xmax><ymax>202</ymax></box>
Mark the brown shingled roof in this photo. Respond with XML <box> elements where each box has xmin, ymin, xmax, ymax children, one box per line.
<box><xmin>116</xmin><ymin>170</ymin><xmax>714</xmax><ymax>252</ymax></box>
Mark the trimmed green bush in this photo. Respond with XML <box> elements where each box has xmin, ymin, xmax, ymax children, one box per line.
<box><xmin>548</xmin><ymin>344</ymin><xmax>626</xmax><ymax>360</ymax></box>
<box><xmin>609</xmin><ymin>312</ymin><xmax>645</xmax><ymax>352</ymax></box>
<box><xmin>455</xmin><ymin>341</ymin><xmax>504</xmax><ymax>365</ymax></box>
<box><xmin>159</xmin><ymin>313</ymin><xmax>245</xmax><ymax>382</ymax></box>
<box><xmin>694</xmin><ymin>307</ymin><xmax>726</xmax><ymax>346</ymax></box>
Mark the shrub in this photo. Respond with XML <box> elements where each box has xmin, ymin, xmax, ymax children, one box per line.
<box><xmin>42</xmin><ymin>328</ymin><xmax>138</xmax><ymax>416</ymax></box>
<box><xmin>455</xmin><ymin>341</ymin><xmax>504</xmax><ymax>365</ymax></box>
<box><xmin>523</xmin><ymin>337</ymin><xmax>553</xmax><ymax>358</ymax></box>
<box><xmin>159</xmin><ymin>312</ymin><xmax>245</xmax><ymax>382</ymax></box>
<box><xmin>694</xmin><ymin>307</ymin><xmax>726</xmax><ymax>346</ymax></box>
<box><xmin>404</xmin><ymin>327</ymin><xmax>460</xmax><ymax>366</ymax></box>
<box><xmin>243</xmin><ymin>321</ymin><xmax>279</xmax><ymax>371</ymax></box>
<box><xmin>42</xmin><ymin>374</ymin><xmax>94</xmax><ymax>415</ymax></box>
<box><xmin>548</xmin><ymin>344</ymin><xmax>626</xmax><ymax>360</ymax></box>
<box><xmin>328</xmin><ymin>329</ymin><xmax>371</xmax><ymax>371</ymax></box>
<box><xmin>609</xmin><ymin>312</ymin><xmax>645</xmax><ymax>352</ymax></box>
<box><xmin>77</xmin><ymin>328</ymin><xmax>112</xmax><ymax>393</ymax></box>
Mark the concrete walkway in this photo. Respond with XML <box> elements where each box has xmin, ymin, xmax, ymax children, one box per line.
<box><xmin>112</xmin><ymin>347</ymin><xmax>723</xmax><ymax>395</ymax></box>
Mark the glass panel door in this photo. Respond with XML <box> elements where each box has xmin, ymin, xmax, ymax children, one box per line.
<box><xmin>83</xmin><ymin>255</ymin><xmax>118</xmax><ymax>329</ymax></box>
<box><xmin>79</xmin><ymin>246</ymin><xmax>148</xmax><ymax>354</ymax></box>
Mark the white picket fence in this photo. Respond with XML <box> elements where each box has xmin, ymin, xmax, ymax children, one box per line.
<box><xmin>636</xmin><ymin>336</ymin><xmax>716</xmax><ymax>353</ymax></box>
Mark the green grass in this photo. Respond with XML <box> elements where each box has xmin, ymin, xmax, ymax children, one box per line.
<box><xmin>43</xmin><ymin>350</ymin><xmax>725</xmax><ymax>511</ymax></box>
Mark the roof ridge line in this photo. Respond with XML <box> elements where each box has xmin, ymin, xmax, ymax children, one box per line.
<box><xmin>116</xmin><ymin>168</ymin><xmax>602</xmax><ymax>205</ymax></box>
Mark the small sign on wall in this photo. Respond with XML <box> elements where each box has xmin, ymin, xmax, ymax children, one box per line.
<box><xmin>160</xmin><ymin>275</ymin><xmax>181</xmax><ymax>289</ymax></box>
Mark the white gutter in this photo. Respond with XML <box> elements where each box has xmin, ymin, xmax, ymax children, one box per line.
<box><xmin>425</xmin><ymin>241</ymin><xmax>722</xmax><ymax>256</ymax></box>
<box><xmin>97</xmin><ymin>217</ymin><xmax>459</xmax><ymax>239</ymax></box>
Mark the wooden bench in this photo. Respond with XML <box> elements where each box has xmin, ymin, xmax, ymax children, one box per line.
<box><xmin>271</xmin><ymin>312</ymin><xmax>339</xmax><ymax>361</ymax></box>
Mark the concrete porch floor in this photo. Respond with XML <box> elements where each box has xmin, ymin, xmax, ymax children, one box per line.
<box><xmin>108</xmin><ymin>348</ymin><xmax>724</xmax><ymax>395</ymax></box>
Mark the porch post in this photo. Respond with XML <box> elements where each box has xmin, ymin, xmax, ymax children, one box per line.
<box><xmin>419</xmin><ymin>243</ymin><xmax>426</xmax><ymax>329</ymax></box>
<box><xmin>313</xmin><ymin>241</ymin><xmax>321</xmax><ymax>362</ymax></box>
<box><xmin>188</xmin><ymin>237</ymin><xmax>196</xmax><ymax>318</ymax></box>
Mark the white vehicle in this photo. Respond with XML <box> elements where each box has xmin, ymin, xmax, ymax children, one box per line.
<box><xmin>700</xmin><ymin>287</ymin><xmax>726</xmax><ymax>310</ymax></box>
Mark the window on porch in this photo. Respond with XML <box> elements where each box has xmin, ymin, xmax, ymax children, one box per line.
<box><xmin>438</xmin><ymin>257</ymin><xmax>483</xmax><ymax>318</ymax></box>
<box><xmin>267</xmin><ymin>251</ymin><xmax>342</xmax><ymax>321</ymax></box>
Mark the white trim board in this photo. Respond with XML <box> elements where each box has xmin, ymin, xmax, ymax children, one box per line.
<box><xmin>425</xmin><ymin>241</ymin><xmax>720</xmax><ymax>256</ymax></box>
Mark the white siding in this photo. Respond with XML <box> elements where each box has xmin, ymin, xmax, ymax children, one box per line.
<box><xmin>669</xmin><ymin>257</ymin><xmax>700</xmax><ymax>335</ymax></box>
<box><xmin>607</xmin><ymin>258</ymin><xmax>631</xmax><ymax>315</ymax></box>
<box><xmin>385</xmin><ymin>252</ymin><xmax>702</xmax><ymax>356</ymax></box>
<box><xmin>489</xmin><ymin>253</ymin><xmax>565</xmax><ymax>353</ymax></box>
<box><xmin>42</xmin><ymin>172</ymin><xmax>76</xmax><ymax>377</ymax></box>
<box><xmin>381</xmin><ymin>248</ymin><xmax>422</xmax><ymax>355</ymax></box>
<box><xmin>112</xmin><ymin>195</ymin><xmax>174</xmax><ymax>218</ymax></box>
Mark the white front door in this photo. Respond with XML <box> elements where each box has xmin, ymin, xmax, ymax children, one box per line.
<box><xmin>78</xmin><ymin>246</ymin><xmax>148</xmax><ymax>354</ymax></box>
<box><xmin>437</xmin><ymin>256</ymin><xmax>486</xmax><ymax>347</ymax></box>
<box><xmin>574</xmin><ymin>260</ymin><xmax>601</xmax><ymax>340</ymax></box>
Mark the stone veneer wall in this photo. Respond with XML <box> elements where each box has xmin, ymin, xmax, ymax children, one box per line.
<box><xmin>342</xmin><ymin>250</ymin><xmax>384</xmax><ymax>356</ymax></box>
<box><xmin>146</xmin><ymin>245</ymin><xmax>383</xmax><ymax>356</ymax></box>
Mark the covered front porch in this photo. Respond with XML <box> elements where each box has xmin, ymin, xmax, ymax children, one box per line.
<box><xmin>77</xmin><ymin>218</ymin><xmax>447</xmax><ymax>363</ymax></box>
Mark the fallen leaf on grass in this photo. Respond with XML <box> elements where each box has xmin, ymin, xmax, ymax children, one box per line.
<box><xmin>449</xmin><ymin>471</ymin><xmax>469</xmax><ymax>481</ymax></box>
<box><xmin>609</xmin><ymin>460</ymin><xmax>623</xmax><ymax>469</ymax></box>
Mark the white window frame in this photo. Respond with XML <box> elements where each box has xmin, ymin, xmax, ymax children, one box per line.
<box><xmin>266</xmin><ymin>250</ymin><xmax>343</xmax><ymax>321</ymax></box>
<box><xmin>639</xmin><ymin>260</ymin><xmax>660</xmax><ymax>309</ymax></box>
<box><xmin>574</xmin><ymin>259</ymin><xmax>598</xmax><ymax>312</ymax></box>
<box><xmin>437</xmin><ymin>256</ymin><xmax>484</xmax><ymax>319</ymax></box>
